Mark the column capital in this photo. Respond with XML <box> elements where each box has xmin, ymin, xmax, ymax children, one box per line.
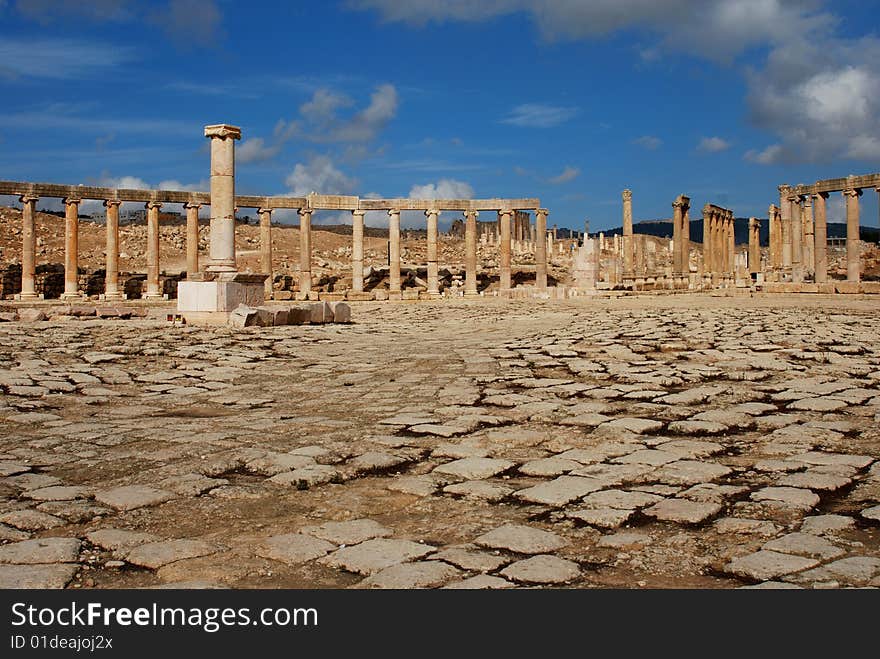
<box><xmin>622</xmin><ymin>189</ymin><xmax>632</xmax><ymax>202</ymax></box>
<box><xmin>536</xmin><ymin>208</ymin><xmax>548</xmax><ymax>216</ymax></box>
<box><xmin>843</xmin><ymin>188</ymin><xmax>862</xmax><ymax>198</ymax></box>
<box><xmin>497</xmin><ymin>209</ymin><xmax>512</xmax><ymax>218</ymax></box>
<box><xmin>803</xmin><ymin>195</ymin><xmax>813</xmax><ymax>207</ymax></box>
<box><xmin>19</xmin><ymin>194</ymin><xmax>38</xmax><ymax>204</ymax></box>
<box><xmin>778</xmin><ymin>184</ymin><xmax>792</xmax><ymax>194</ymax></box>
<box><xmin>815</xmin><ymin>191</ymin><xmax>829</xmax><ymax>200</ymax></box>
<box><xmin>204</xmin><ymin>124</ymin><xmax>241</xmax><ymax>140</ymax></box>
<box><xmin>464</xmin><ymin>209</ymin><xmax>479</xmax><ymax>219</ymax></box>
<box><xmin>387</xmin><ymin>208</ymin><xmax>400</xmax><ymax>216</ymax></box>
<box><xmin>298</xmin><ymin>207</ymin><xmax>313</xmax><ymax>217</ymax></box>
<box><xmin>63</xmin><ymin>197</ymin><xmax>81</xmax><ymax>206</ymax></box>
<box><xmin>103</xmin><ymin>199</ymin><xmax>122</xmax><ymax>208</ymax></box>
<box><xmin>146</xmin><ymin>201</ymin><xmax>163</xmax><ymax>210</ymax></box>
<box><xmin>352</xmin><ymin>209</ymin><xmax>366</xmax><ymax>217</ymax></box>
<box><xmin>183</xmin><ymin>201</ymin><xmax>201</xmax><ymax>210</ymax></box>
<box><xmin>424</xmin><ymin>209</ymin><xmax>440</xmax><ymax>217</ymax></box>
<box><xmin>257</xmin><ymin>207</ymin><xmax>273</xmax><ymax>215</ymax></box>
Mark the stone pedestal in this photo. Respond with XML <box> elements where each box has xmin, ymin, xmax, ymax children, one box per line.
<box><xmin>178</xmin><ymin>273</ymin><xmax>268</xmax><ymax>325</ymax></box>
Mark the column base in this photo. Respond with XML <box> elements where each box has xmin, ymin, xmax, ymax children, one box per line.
<box><xmin>15</xmin><ymin>292</ymin><xmax>42</xmax><ymax>301</ymax></box>
<box><xmin>59</xmin><ymin>292</ymin><xmax>84</xmax><ymax>301</ymax></box>
<box><xmin>387</xmin><ymin>290</ymin><xmax>403</xmax><ymax>301</ymax></box>
<box><xmin>177</xmin><ymin>275</ymin><xmax>267</xmax><ymax>323</ymax></box>
<box><xmin>463</xmin><ymin>290</ymin><xmax>480</xmax><ymax>298</ymax></box>
<box><xmin>425</xmin><ymin>290</ymin><xmax>441</xmax><ymax>299</ymax></box>
<box><xmin>143</xmin><ymin>293</ymin><xmax>165</xmax><ymax>300</ymax></box>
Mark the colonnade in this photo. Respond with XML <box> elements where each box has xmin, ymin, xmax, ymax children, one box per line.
<box><xmin>701</xmin><ymin>204</ymin><xmax>735</xmax><ymax>284</ymax></box>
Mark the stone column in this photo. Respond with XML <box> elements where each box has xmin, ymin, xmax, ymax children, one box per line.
<box><xmin>499</xmin><ymin>210</ymin><xmax>512</xmax><ymax>291</ymax></box>
<box><xmin>748</xmin><ymin>217</ymin><xmax>760</xmax><ymax>276</ymax></box>
<box><xmin>18</xmin><ymin>194</ymin><xmax>39</xmax><ymax>300</ymax></box>
<box><xmin>814</xmin><ymin>192</ymin><xmax>828</xmax><ymax>284</ymax></box>
<box><xmin>634</xmin><ymin>234</ymin><xmax>646</xmax><ymax>287</ymax></box>
<box><xmin>790</xmin><ymin>195</ymin><xmax>804</xmax><ymax>283</ymax></box>
<box><xmin>779</xmin><ymin>185</ymin><xmax>792</xmax><ymax>277</ymax></box>
<box><xmin>204</xmin><ymin>124</ymin><xmax>241</xmax><ymax>273</ymax></box>
<box><xmin>388</xmin><ymin>209</ymin><xmax>401</xmax><ymax>296</ymax></box>
<box><xmin>258</xmin><ymin>207</ymin><xmax>273</xmax><ymax>299</ymax></box>
<box><xmin>727</xmin><ymin>212</ymin><xmax>735</xmax><ymax>278</ymax></box>
<box><xmin>464</xmin><ymin>210</ymin><xmax>478</xmax><ymax>296</ymax></box>
<box><xmin>803</xmin><ymin>196</ymin><xmax>815</xmax><ymax>277</ymax></box>
<box><xmin>844</xmin><ymin>187</ymin><xmax>862</xmax><ymax>283</ymax></box>
<box><xmin>671</xmin><ymin>197</ymin><xmax>682</xmax><ymax>278</ymax></box>
<box><xmin>351</xmin><ymin>209</ymin><xmax>365</xmax><ymax>293</ymax></box>
<box><xmin>184</xmin><ymin>202</ymin><xmax>200</xmax><ymax>277</ymax></box>
<box><xmin>425</xmin><ymin>209</ymin><xmax>440</xmax><ymax>297</ymax></box>
<box><xmin>767</xmin><ymin>205</ymin><xmax>779</xmax><ymax>275</ymax></box>
<box><xmin>298</xmin><ymin>208</ymin><xmax>312</xmax><ymax>294</ymax></box>
<box><xmin>717</xmin><ymin>213</ymin><xmax>727</xmax><ymax>284</ymax></box>
<box><xmin>622</xmin><ymin>189</ymin><xmax>634</xmax><ymax>281</ymax></box>
<box><xmin>535</xmin><ymin>208</ymin><xmax>548</xmax><ymax>289</ymax></box>
<box><xmin>681</xmin><ymin>204</ymin><xmax>690</xmax><ymax>286</ymax></box>
<box><xmin>701</xmin><ymin>205</ymin><xmax>712</xmax><ymax>283</ymax></box>
<box><xmin>144</xmin><ymin>201</ymin><xmax>163</xmax><ymax>298</ymax></box>
<box><xmin>61</xmin><ymin>197</ymin><xmax>81</xmax><ymax>300</ymax></box>
<box><xmin>103</xmin><ymin>199</ymin><xmax>123</xmax><ymax>300</ymax></box>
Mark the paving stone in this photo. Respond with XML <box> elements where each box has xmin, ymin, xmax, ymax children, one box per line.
<box><xmin>787</xmin><ymin>398</ymin><xmax>847</xmax><ymax>412</ymax></box>
<box><xmin>724</xmin><ymin>550</ymin><xmax>819</xmax><ymax>581</ymax></box>
<box><xmin>0</xmin><ymin>525</ymin><xmax>30</xmax><ymax>541</ymax></box>
<box><xmin>656</xmin><ymin>440</ymin><xmax>723</xmax><ymax>458</ymax></box>
<box><xmin>861</xmin><ymin>505</ymin><xmax>880</xmax><ymax>522</ymax></box>
<box><xmin>87</xmin><ymin>529</ymin><xmax>160</xmax><ymax>552</ymax></box>
<box><xmin>269</xmin><ymin>464</ymin><xmax>340</xmax><ymax>487</ymax></box>
<box><xmin>690</xmin><ymin>410</ymin><xmax>755</xmax><ymax>428</ymax></box>
<box><xmin>36</xmin><ymin>501</ymin><xmax>110</xmax><ymax>523</ymax></box>
<box><xmin>596</xmin><ymin>531</ymin><xmax>653</xmax><ymax>548</ymax></box>
<box><xmin>443</xmin><ymin>480</ymin><xmax>513</xmax><ymax>502</ymax></box>
<box><xmin>347</xmin><ymin>451</ymin><xmax>407</xmax><ymax>473</ymax></box>
<box><xmin>95</xmin><ymin>485</ymin><xmax>175</xmax><ymax>511</ymax></box>
<box><xmin>359</xmin><ymin>561</ymin><xmax>462</xmax><ymax>589</ymax></box>
<box><xmin>739</xmin><ymin>581</ymin><xmax>803</xmax><ymax>589</ymax></box>
<box><xmin>791</xmin><ymin>452</ymin><xmax>874</xmax><ymax>470</ymax></box>
<box><xmin>800</xmin><ymin>514</ymin><xmax>856</xmax><ymax>535</ymax></box>
<box><xmin>566</xmin><ymin>507</ymin><xmax>634</xmax><ymax>529</ymax></box>
<box><xmin>500</xmin><ymin>554</ymin><xmax>581</xmax><ymax>584</ymax></box>
<box><xmin>651</xmin><ymin>460</ymin><xmax>732</xmax><ymax>486</ymax></box>
<box><xmin>713</xmin><ymin>518</ymin><xmax>780</xmax><ymax>536</ymax></box>
<box><xmin>301</xmin><ymin>519</ymin><xmax>391</xmax><ymax>546</ymax></box>
<box><xmin>777</xmin><ymin>471</ymin><xmax>851</xmax><ymax>492</ymax></box>
<box><xmin>613</xmin><ymin>449</ymin><xmax>679</xmax><ymax>466</ymax></box>
<box><xmin>25</xmin><ymin>486</ymin><xmax>91</xmax><ymax>501</ymax></box>
<box><xmin>433</xmin><ymin>457</ymin><xmax>515</xmax><ymax>480</ymax></box>
<box><xmin>787</xmin><ymin>556</ymin><xmax>880</xmax><ymax>586</ymax></box>
<box><xmin>0</xmin><ymin>564</ymin><xmax>78</xmax><ymax>589</ymax></box>
<box><xmin>519</xmin><ymin>457</ymin><xmax>581</xmax><ymax>477</ymax></box>
<box><xmin>601</xmin><ymin>418</ymin><xmax>664</xmax><ymax>435</ymax></box>
<box><xmin>656</xmin><ymin>386</ymin><xmax>725</xmax><ymax>405</ymax></box>
<box><xmin>581</xmin><ymin>489</ymin><xmax>662</xmax><ymax>510</ymax></box>
<box><xmin>515</xmin><ymin>475</ymin><xmax>603</xmax><ymax>506</ymax></box>
<box><xmin>246</xmin><ymin>453</ymin><xmax>317</xmax><ymax>476</ymax></box>
<box><xmin>429</xmin><ymin>545</ymin><xmax>510</xmax><ymax>572</ymax></box>
<box><xmin>0</xmin><ymin>537</ymin><xmax>81</xmax><ymax>564</ymax></box>
<box><xmin>319</xmin><ymin>538</ymin><xmax>435</xmax><ymax>575</ymax></box>
<box><xmin>0</xmin><ymin>509</ymin><xmax>65</xmax><ymax>531</ymax></box>
<box><xmin>751</xmin><ymin>486</ymin><xmax>820</xmax><ymax>510</ymax></box>
<box><xmin>126</xmin><ymin>539</ymin><xmax>220</xmax><ymax>569</ymax></box>
<box><xmin>386</xmin><ymin>475</ymin><xmax>442</xmax><ymax>496</ymax></box>
<box><xmin>0</xmin><ymin>461</ymin><xmax>30</xmax><ymax>477</ymax></box>
<box><xmin>257</xmin><ymin>534</ymin><xmax>336</xmax><ymax>564</ymax></box>
<box><xmin>158</xmin><ymin>473</ymin><xmax>228</xmax><ymax>496</ymax></box>
<box><xmin>762</xmin><ymin>532</ymin><xmax>845</xmax><ymax>560</ymax></box>
<box><xmin>667</xmin><ymin>420</ymin><xmax>728</xmax><ymax>435</ymax></box>
<box><xmin>678</xmin><ymin>483</ymin><xmax>748</xmax><ymax>503</ymax></box>
<box><xmin>443</xmin><ymin>574</ymin><xmax>515</xmax><ymax>589</ymax></box>
<box><xmin>643</xmin><ymin>499</ymin><xmax>721</xmax><ymax>524</ymax></box>
<box><xmin>474</xmin><ymin>524</ymin><xmax>566</xmax><ymax>554</ymax></box>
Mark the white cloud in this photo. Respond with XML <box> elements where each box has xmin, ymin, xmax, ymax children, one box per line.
<box><xmin>697</xmin><ymin>136</ymin><xmax>731</xmax><ymax>153</ymax></box>
<box><xmin>151</xmin><ymin>0</ymin><xmax>224</xmax><ymax>46</ymax></box>
<box><xmin>548</xmin><ymin>166</ymin><xmax>580</xmax><ymax>184</ymax></box>
<box><xmin>501</xmin><ymin>103</ymin><xmax>578</xmax><ymax>128</ymax></box>
<box><xmin>237</xmin><ymin>137</ymin><xmax>282</xmax><ymax>164</ymax></box>
<box><xmin>285</xmin><ymin>155</ymin><xmax>358</xmax><ymax>196</ymax></box>
<box><xmin>633</xmin><ymin>135</ymin><xmax>662</xmax><ymax>150</ymax></box>
<box><xmin>744</xmin><ymin>144</ymin><xmax>784</xmax><ymax>165</ymax></box>
<box><xmin>408</xmin><ymin>178</ymin><xmax>474</xmax><ymax>199</ymax></box>
<box><xmin>0</xmin><ymin>37</ymin><xmax>136</xmax><ymax>79</ymax></box>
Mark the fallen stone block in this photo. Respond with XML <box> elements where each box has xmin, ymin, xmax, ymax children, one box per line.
<box><xmin>229</xmin><ymin>305</ymin><xmax>259</xmax><ymax>328</ymax></box>
<box><xmin>330</xmin><ymin>302</ymin><xmax>351</xmax><ymax>323</ymax></box>
<box><xmin>69</xmin><ymin>306</ymin><xmax>96</xmax><ymax>317</ymax></box>
<box><xmin>287</xmin><ymin>304</ymin><xmax>311</xmax><ymax>325</ymax></box>
<box><xmin>310</xmin><ymin>301</ymin><xmax>332</xmax><ymax>324</ymax></box>
<box><xmin>18</xmin><ymin>308</ymin><xmax>47</xmax><ymax>322</ymax></box>
<box><xmin>96</xmin><ymin>306</ymin><xmax>133</xmax><ymax>319</ymax></box>
<box><xmin>272</xmin><ymin>308</ymin><xmax>289</xmax><ymax>326</ymax></box>
<box><xmin>0</xmin><ymin>312</ymin><xmax>18</xmax><ymax>322</ymax></box>
<box><xmin>254</xmin><ymin>307</ymin><xmax>276</xmax><ymax>327</ymax></box>
<box><xmin>273</xmin><ymin>291</ymin><xmax>293</xmax><ymax>301</ymax></box>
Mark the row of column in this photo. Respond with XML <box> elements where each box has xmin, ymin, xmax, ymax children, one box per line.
<box><xmin>772</xmin><ymin>183</ymin><xmax>875</xmax><ymax>284</ymax></box>
<box><xmin>17</xmin><ymin>195</ymin><xmax>203</xmax><ymax>301</ymax></box>
<box><xmin>701</xmin><ymin>206</ymin><xmax>735</xmax><ymax>282</ymax></box>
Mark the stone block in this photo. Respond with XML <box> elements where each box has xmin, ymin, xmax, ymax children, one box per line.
<box><xmin>346</xmin><ymin>291</ymin><xmax>374</xmax><ymax>301</ymax></box>
<box><xmin>0</xmin><ymin>312</ymin><xmax>18</xmax><ymax>322</ymax></box>
<box><xmin>178</xmin><ymin>279</ymin><xmax>265</xmax><ymax>314</ymax></box>
<box><xmin>835</xmin><ymin>281</ymin><xmax>860</xmax><ymax>295</ymax></box>
<box><xmin>402</xmin><ymin>289</ymin><xmax>420</xmax><ymax>300</ymax></box>
<box><xmin>309</xmin><ymin>302</ymin><xmax>332</xmax><ymax>324</ymax></box>
<box><xmin>817</xmin><ymin>282</ymin><xmax>836</xmax><ymax>294</ymax></box>
<box><xmin>96</xmin><ymin>307</ymin><xmax>132</xmax><ymax>319</ymax></box>
<box><xmin>318</xmin><ymin>292</ymin><xmax>345</xmax><ymax>301</ymax></box>
<box><xmin>273</xmin><ymin>290</ymin><xmax>293</xmax><ymax>301</ymax></box>
<box><xmin>861</xmin><ymin>282</ymin><xmax>880</xmax><ymax>295</ymax></box>
<box><xmin>254</xmin><ymin>307</ymin><xmax>275</xmax><ymax>327</ymax></box>
<box><xmin>69</xmin><ymin>306</ymin><xmax>96</xmax><ymax>317</ymax></box>
<box><xmin>287</xmin><ymin>305</ymin><xmax>312</xmax><ymax>325</ymax></box>
<box><xmin>229</xmin><ymin>305</ymin><xmax>259</xmax><ymax>328</ymax></box>
<box><xmin>272</xmin><ymin>308</ymin><xmax>289</xmax><ymax>326</ymax></box>
<box><xmin>330</xmin><ymin>302</ymin><xmax>351</xmax><ymax>324</ymax></box>
<box><xmin>374</xmin><ymin>289</ymin><xmax>389</xmax><ymax>301</ymax></box>
<box><xmin>18</xmin><ymin>308</ymin><xmax>47</xmax><ymax>322</ymax></box>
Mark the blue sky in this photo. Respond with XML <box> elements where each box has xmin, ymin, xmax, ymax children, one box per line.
<box><xmin>1</xmin><ymin>0</ymin><xmax>879</xmax><ymax>230</ymax></box>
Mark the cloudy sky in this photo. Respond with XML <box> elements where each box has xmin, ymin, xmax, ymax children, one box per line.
<box><xmin>0</xmin><ymin>0</ymin><xmax>878</xmax><ymax>229</ymax></box>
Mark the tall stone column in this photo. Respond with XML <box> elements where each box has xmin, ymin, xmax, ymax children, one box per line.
<box><xmin>388</xmin><ymin>209</ymin><xmax>401</xmax><ymax>297</ymax></box>
<box><xmin>622</xmin><ymin>189</ymin><xmax>634</xmax><ymax>281</ymax></box>
<box><xmin>681</xmin><ymin>204</ymin><xmax>690</xmax><ymax>286</ymax></box>
<box><xmin>204</xmin><ymin>124</ymin><xmax>241</xmax><ymax>273</ymax></box>
<box><xmin>535</xmin><ymin>208</ymin><xmax>548</xmax><ymax>289</ymax></box>
<box><xmin>18</xmin><ymin>194</ymin><xmax>39</xmax><ymax>300</ymax></box>
<box><xmin>717</xmin><ymin>214</ymin><xmax>728</xmax><ymax>283</ymax></box>
<box><xmin>258</xmin><ymin>207</ymin><xmax>273</xmax><ymax>299</ymax></box>
<box><xmin>803</xmin><ymin>196</ymin><xmax>815</xmax><ymax>277</ymax></box>
<box><xmin>748</xmin><ymin>217</ymin><xmax>760</xmax><ymax>276</ymax></box>
<box><xmin>701</xmin><ymin>205</ymin><xmax>712</xmax><ymax>282</ymax></box>
<box><xmin>298</xmin><ymin>208</ymin><xmax>312</xmax><ymax>294</ymax></box>
<box><xmin>844</xmin><ymin>187</ymin><xmax>862</xmax><ymax>283</ymax></box>
<box><xmin>60</xmin><ymin>197</ymin><xmax>81</xmax><ymax>300</ymax></box>
<box><xmin>671</xmin><ymin>195</ymin><xmax>689</xmax><ymax>287</ymax></box>
<box><xmin>184</xmin><ymin>202</ymin><xmax>200</xmax><ymax>277</ymax></box>
<box><xmin>779</xmin><ymin>185</ymin><xmax>792</xmax><ymax>277</ymax></box>
<box><xmin>351</xmin><ymin>209</ymin><xmax>365</xmax><ymax>293</ymax></box>
<box><xmin>727</xmin><ymin>212</ymin><xmax>735</xmax><ymax>278</ymax></box>
<box><xmin>499</xmin><ymin>210</ymin><xmax>512</xmax><ymax>291</ymax></box>
<box><xmin>813</xmin><ymin>192</ymin><xmax>828</xmax><ymax>284</ymax></box>
<box><xmin>790</xmin><ymin>195</ymin><xmax>804</xmax><ymax>283</ymax></box>
<box><xmin>767</xmin><ymin>205</ymin><xmax>778</xmax><ymax>275</ymax></box>
<box><xmin>103</xmin><ymin>199</ymin><xmax>123</xmax><ymax>300</ymax></box>
<box><xmin>464</xmin><ymin>210</ymin><xmax>478</xmax><ymax>296</ymax></box>
<box><xmin>144</xmin><ymin>201</ymin><xmax>163</xmax><ymax>298</ymax></box>
<box><xmin>425</xmin><ymin>209</ymin><xmax>440</xmax><ymax>297</ymax></box>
